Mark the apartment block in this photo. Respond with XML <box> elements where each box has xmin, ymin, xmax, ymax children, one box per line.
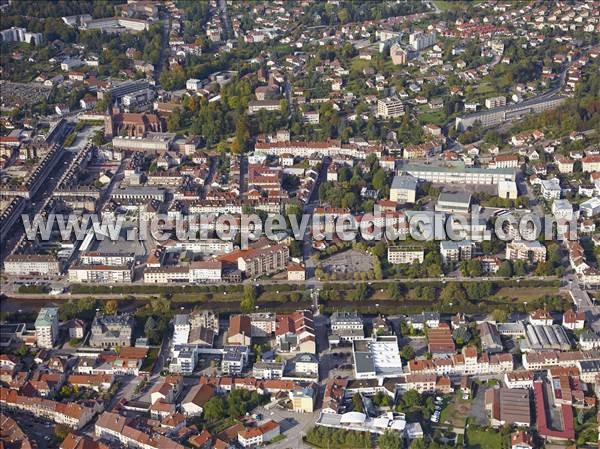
<box><xmin>506</xmin><ymin>241</ymin><xmax>547</xmax><ymax>263</ymax></box>
<box><xmin>35</xmin><ymin>307</ymin><xmax>59</xmax><ymax>349</ymax></box>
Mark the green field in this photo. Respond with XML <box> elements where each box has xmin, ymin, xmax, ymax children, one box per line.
<box><xmin>465</xmin><ymin>427</ymin><xmax>503</xmax><ymax>449</ymax></box>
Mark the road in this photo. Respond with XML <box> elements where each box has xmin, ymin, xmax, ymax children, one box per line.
<box><xmin>302</xmin><ymin>158</ymin><xmax>330</xmax><ymax>287</ymax></box>
<box><xmin>217</xmin><ymin>0</ymin><xmax>233</xmax><ymax>40</ymax></box>
<box><xmin>154</xmin><ymin>10</ymin><xmax>171</xmax><ymax>84</ymax></box>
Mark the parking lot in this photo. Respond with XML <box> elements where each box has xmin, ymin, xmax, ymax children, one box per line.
<box><xmin>321</xmin><ymin>249</ymin><xmax>374</xmax><ymax>274</ymax></box>
<box><xmin>9</xmin><ymin>412</ymin><xmax>56</xmax><ymax>449</ymax></box>
<box><xmin>253</xmin><ymin>405</ymin><xmax>320</xmax><ymax>449</ymax></box>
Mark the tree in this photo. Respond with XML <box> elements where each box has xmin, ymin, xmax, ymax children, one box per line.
<box><xmin>372</xmin><ymin>167</ymin><xmax>387</xmax><ymax>191</ymax></box>
<box><xmin>379</xmin><ymin>430</ymin><xmax>402</xmax><ymax>449</ymax></box>
<box><xmin>54</xmin><ymin>424</ymin><xmax>71</xmax><ymax>441</ymax></box>
<box><xmin>104</xmin><ymin>299</ymin><xmax>118</xmax><ymax>315</ymax></box>
<box><xmin>352</xmin><ymin>393</ymin><xmax>364</xmax><ymax>412</ymax></box>
<box><xmin>400</xmin><ymin>389</ymin><xmax>421</xmax><ymax>408</ymax></box>
<box><xmin>341</xmin><ymin>192</ymin><xmax>358</xmax><ymax>209</ymax></box>
<box><xmin>461</xmin><ymin>260</ymin><xmax>482</xmax><ymax>277</ymax></box>
<box><xmin>513</xmin><ymin>260</ymin><xmax>527</xmax><ymax>276</ymax></box>
<box><xmin>240</xmin><ymin>284</ymin><xmax>257</xmax><ymax>313</ymax></box>
<box><xmin>144</xmin><ymin>316</ymin><xmax>159</xmax><ymax>344</ymax></box>
<box><xmin>439</xmin><ymin>283</ymin><xmax>467</xmax><ymax>304</ymax></box>
<box><xmin>231</xmin><ymin>118</ymin><xmax>249</xmax><ymax>154</ymax></box>
<box><xmin>497</xmin><ymin>260</ymin><xmax>513</xmax><ymax>277</ymax></box>
<box><xmin>203</xmin><ymin>396</ymin><xmax>227</xmax><ymax>421</ymax></box>
<box><xmin>491</xmin><ymin>308</ymin><xmax>508</xmax><ymax>323</ymax></box>
<box><xmin>400</xmin><ymin>345</ymin><xmax>415</xmax><ymax>361</ymax></box>
<box><xmin>167</xmin><ymin>107</ymin><xmax>182</xmax><ymax>132</ymax></box>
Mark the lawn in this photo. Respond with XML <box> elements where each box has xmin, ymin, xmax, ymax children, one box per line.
<box><xmin>465</xmin><ymin>427</ymin><xmax>503</xmax><ymax>449</ymax></box>
<box><xmin>417</xmin><ymin>109</ymin><xmax>447</xmax><ymax>126</ymax></box>
<box><xmin>350</xmin><ymin>57</ymin><xmax>375</xmax><ymax>73</ymax></box>
<box><xmin>439</xmin><ymin>393</ymin><xmax>470</xmax><ymax>428</ymax></box>
<box><xmin>433</xmin><ymin>0</ymin><xmax>480</xmax><ymax>10</ymax></box>
<box><xmin>140</xmin><ymin>348</ymin><xmax>159</xmax><ymax>371</ymax></box>
<box><xmin>492</xmin><ymin>286</ymin><xmax>559</xmax><ymax>301</ymax></box>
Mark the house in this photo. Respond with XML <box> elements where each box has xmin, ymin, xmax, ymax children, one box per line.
<box><xmin>407</xmin><ymin>312</ymin><xmax>440</xmax><ymax>330</ymax></box>
<box><xmin>60</xmin><ymin>433</ymin><xmax>109</xmax><ymax>449</ymax></box>
<box><xmin>80</xmin><ymin>94</ymin><xmax>97</xmax><ymax>110</ymax></box>
<box><xmin>67</xmin><ymin>319</ymin><xmax>86</xmax><ymax>339</ymax></box>
<box><xmin>562</xmin><ymin>310</ymin><xmax>585</xmax><ymax>330</ymax></box>
<box><xmin>555</xmin><ymin>156</ymin><xmax>574</xmax><ymax>174</ymax></box>
<box><xmin>529</xmin><ymin>309</ymin><xmax>553</xmax><ymax>326</ymax></box>
<box><xmin>287</xmin><ymin>263</ymin><xmax>305</xmax><ymax>281</ymax></box>
<box><xmin>181</xmin><ymin>384</ymin><xmax>216</xmax><ymax>417</ymax></box>
<box><xmin>227</xmin><ymin>315</ymin><xmax>252</xmax><ymax>346</ymax></box>
<box><xmin>582</xmin><ymin>155</ymin><xmax>600</xmax><ymax>172</ymax></box>
<box><xmin>237</xmin><ymin>420</ymin><xmax>280</xmax><ymax>447</ymax></box>
<box><xmin>579</xmin><ymin>330</ymin><xmax>600</xmax><ymax>350</ymax></box>
<box><xmin>511</xmin><ymin>430</ymin><xmax>534</xmax><ymax>449</ymax></box>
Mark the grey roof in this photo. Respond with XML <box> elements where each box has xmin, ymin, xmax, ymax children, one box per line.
<box><xmin>174</xmin><ymin>314</ymin><xmax>189</xmax><ymax>326</ymax></box>
<box><xmin>579</xmin><ymin>360</ymin><xmax>600</xmax><ymax>372</ymax></box>
<box><xmin>35</xmin><ymin>308</ymin><xmax>58</xmax><ymax>327</ymax></box>
<box><xmin>391</xmin><ymin>175</ymin><xmax>417</xmax><ymax>190</ymax></box>
<box><xmin>223</xmin><ymin>345</ymin><xmax>247</xmax><ymax>361</ymax></box>
<box><xmin>438</xmin><ymin>191</ymin><xmax>471</xmax><ymax>205</ymax></box>
<box><xmin>354</xmin><ymin>351</ymin><xmax>376</xmax><ymax>374</ymax></box>
<box><xmin>580</xmin><ymin>329</ymin><xmax>600</xmax><ymax>342</ymax></box>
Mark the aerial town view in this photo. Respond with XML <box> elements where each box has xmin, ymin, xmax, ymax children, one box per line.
<box><xmin>0</xmin><ymin>0</ymin><xmax>599</xmax><ymax>448</ymax></box>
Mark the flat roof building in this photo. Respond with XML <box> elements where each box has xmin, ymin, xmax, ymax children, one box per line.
<box><xmin>352</xmin><ymin>336</ymin><xmax>403</xmax><ymax>379</ymax></box>
<box><xmin>436</xmin><ymin>192</ymin><xmax>471</xmax><ymax>214</ymax></box>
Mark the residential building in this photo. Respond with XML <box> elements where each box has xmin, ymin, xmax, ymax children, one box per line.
<box><xmin>540</xmin><ymin>178</ymin><xmax>561</xmax><ymax>200</ymax></box>
<box><xmin>387</xmin><ymin>247</ymin><xmax>424</xmax><ymax>264</ymax></box>
<box><xmin>506</xmin><ymin>241</ymin><xmax>547</xmax><ymax>263</ymax></box>
<box><xmin>290</xmin><ymin>385</ymin><xmax>316</xmax><ymax>413</ymax></box>
<box><xmin>409</xmin><ymin>31</ymin><xmax>436</xmax><ymax>51</ymax></box>
<box><xmin>89</xmin><ymin>313</ymin><xmax>134</xmax><ymax>348</ymax></box>
<box><xmin>511</xmin><ymin>431</ymin><xmax>534</xmax><ymax>449</ymax></box>
<box><xmin>35</xmin><ymin>307</ymin><xmax>59</xmax><ymax>349</ymax></box>
<box><xmin>0</xmin><ymin>388</ymin><xmax>97</xmax><ymax>430</ymax></box>
<box><xmin>181</xmin><ymin>384</ymin><xmax>216</xmax><ymax>417</ymax></box>
<box><xmin>377</xmin><ymin>97</ymin><xmax>404</xmax><ymax>118</ymax></box>
<box><xmin>485</xmin><ymin>96</ymin><xmax>506</xmax><ymax>109</ymax></box>
<box><xmin>237</xmin><ymin>244</ymin><xmax>289</xmax><ymax>278</ymax></box>
<box><xmin>221</xmin><ymin>345</ymin><xmax>249</xmax><ymax>375</ymax></box>
<box><xmin>552</xmin><ymin>199</ymin><xmax>573</xmax><ymax>221</ymax></box>
<box><xmin>582</xmin><ymin>155</ymin><xmax>600</xmax><ymax>172</ymax></box>
<box><xmin>95</xmin><ymin>411</ymin><xmax>185</xmax><ymax>449</ymax></box>
<box><xmin>249</xmin><ymin>313</ymin><xmax>276</xmax><ymax>337</ymax></box>
<box><xmin>407</xmin><ymin>312</ymin><xmax>440</xmax><ymax>330</ymax></box>
<box><xmin>4</xmin><ymin>254</ymin><xmax>60</xmax><ymax>276</ymax></box>
<box><xmin>440</xmin><ymin>240</ymin><xmax>474</xmax><ymax>263</ymax></box>
<box><xmin>173</xmin><ymin>314</ymin><xmax>191</xmax><ymax>346</ymax></box>
<box><xmin>390</xmin><ymin>43</ymin><xmax>407</xmax><ymax>65</ymax></box>
<box><xmin>504</xmin><ymin>371</ymin><xmax>534</xmax><ymax>389</ymax></box>
<box><xmin>237</xmin><ymin>421</ymin><xmax>280</xmax><ymax>447</ymax></box>
<box><xmin>580</xmin><ymin>197</ymin><xmax>600</xmax><ymax>218</ymax></box>
<box><xmin>562</xmin><ymin>310</ymin><xmax>585</xmax><ymax>330</ymax></box>
<box><xmin>329</xmin><ymin>312</ymin><xmax>364</xmax><ymax>343</ymax></box>
<box><xmin>276</xmin><ymin>310</ymin><xmax>316</xmax><ymax>354</ymax></box>
<box><xmin>227</xmin><ymin>315</ymin><xmax>252</xmax><ymax>346</ymax></box>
